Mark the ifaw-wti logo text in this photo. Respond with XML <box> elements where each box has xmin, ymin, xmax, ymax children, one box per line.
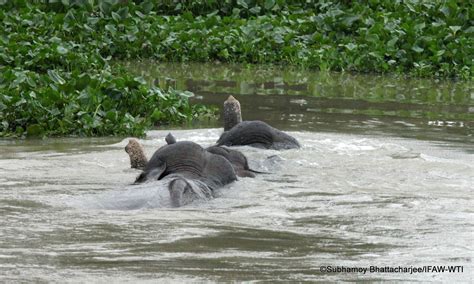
<box><xmin>319</xmin><ymin>265</ymin><xmax>465</xmax><ymax>274</ymax></box>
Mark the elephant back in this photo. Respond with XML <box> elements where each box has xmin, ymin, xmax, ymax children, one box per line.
<box><xmin>217</xmin><ymin>121</ymin><xmax>274</xmax><ymax>148</ymax></box>
<box><xmin>144</xmin><ymin>141</ymin><xmax>207</xmax><ymax>179</ymax></box>
<box><xmin>201</xmin><ymin>151</ymin><xmax>237</xmax><ymax>189</ymax></box>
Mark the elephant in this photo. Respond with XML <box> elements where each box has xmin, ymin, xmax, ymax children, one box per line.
<box><xmin>206</xmin><ymin>146</ymin><xmax>262</xmax><ymax>178</ymax></box>
<box><xmin>164</xmin><ymin>133</ymin><xmax>263</xmax><ymax>178</ymax></box>
<box><xmin>218</xmin><ymin>96</ymin><xmax>301</xmax><ymax>150</ymax></box>
<box><xmin>133</xmin><ymin>140</ymin><xmax>237</xmax><ymax>207</ymax></box>
<box><xmin>216</xmin><ymin>120</ymin><xmax>301</xmax><ymax>150</ymax></box>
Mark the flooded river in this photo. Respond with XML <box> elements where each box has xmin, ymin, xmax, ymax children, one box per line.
<box><xmin>1</xmin><ymin>63</ymin><xmax>472</xmax><ymax>281</ymax></box>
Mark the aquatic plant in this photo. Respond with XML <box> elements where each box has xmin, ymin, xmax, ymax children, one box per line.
<box><xmin>8</xmin><ymin>0</ymin><xmax>469</xmax><ymax>78</ymax></box>
<box><xmin>0</xmin><ymin>2</ymin><xmax>216</xmax><ymax>137</ymax></box>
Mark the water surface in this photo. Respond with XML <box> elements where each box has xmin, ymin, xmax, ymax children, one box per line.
<box><xmin>126</xmin><ymin>61</ymin><xmax>473</xmax><ymax>145</ymax></box>
<box><xmin>1</xmin><ymin>63</ymin><xmax>472</xmax><ymax>281</ymax></box>
<box><xmin>1</xmin><ymin>129</ymin><xmax>472</xmax><ymax>282</ymax></box>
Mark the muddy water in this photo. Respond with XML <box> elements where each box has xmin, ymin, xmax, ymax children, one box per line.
<box><xmin>127</xmin><ymin>62</ymin><xmax>473</xmax><ymax>144</ymax></box>
<box><xmin>1</xmin><ymin>63</ymin><xmax>473</xmax><ymax>281</ymax></box>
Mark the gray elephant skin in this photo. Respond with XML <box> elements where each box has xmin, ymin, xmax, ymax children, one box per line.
<box><xmin>164</xmin><ymin>132</ymin><xmax>262</xmax><ymax>178</ymax></box>
<box><xmin>217</xmin><ymin>120</ymin><xmax>301</xmax><ymax>150</ymax></box>
<box><xmin>206</xmin><ymin>145</ymin><xmax>262</xmax><ymax>178</ymax></box>
<box><xmin>135</xmin><ymin>141</ymin><xmax>237</xmax><ymax>207</ymax></box>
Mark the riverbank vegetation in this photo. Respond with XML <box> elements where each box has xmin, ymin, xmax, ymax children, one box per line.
<box><xmin>0</xmin><ymin>1</ymin><xmax>216</xmax><ymax>137</ymax></box>
<box><xmin>1</xmin><ymin>1</ymin><xmax>471</xmax><ymax>137</ymax></box>
<box><xmin>144</xmin><ymin>0</ymin><xmax>473</xmax><ymax>79</ymax></box>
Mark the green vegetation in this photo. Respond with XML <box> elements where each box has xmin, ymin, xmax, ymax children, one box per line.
<box><xmin>6</xmin><ymin>0</ymin><xmax>469</xmax><ymax>77</ymax></box>
<box><xmin>0</xmin><ymin>1</ymin><xmax>216</xmax><ymax>137</ymax></box>
<box><xmin>1</xmin><ymin>0</ymin><xmax>471</xmax><ymax>137</ymax></box>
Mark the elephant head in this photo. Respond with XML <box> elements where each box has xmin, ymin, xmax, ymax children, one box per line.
<box><xmin>167</xmin><ymin>176</ymin><xmax>213</xmax><ymax>207</ymax></box>
<box><xmin>216</xmin><ymin>120</ymin><xmax>301</xmax><ymax>150</ymax></box>
<box><xmin>219</xmin><ymin>96</ymin><xmax>301</xmax><ymax>150</ymax></box>
<box><xmin>131</xmin><ymin>140</ymin><xmax>237</xmax><ymax>207</ymax></box>
<box><xmin>206</xmin><ymin>146</ymin><xmax>263</xmax><ymax>178</ymax></box>
<box><xmin>135</xmin><ymin>141</ymin><xmax>237</xmax><ymax>189</ymax></box>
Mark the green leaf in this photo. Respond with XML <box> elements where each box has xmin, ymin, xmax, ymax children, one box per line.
<box><xmin>465</xmin><ymin>26</ymin><xmax>474</xmax><ymax>33</ymax></box>
<box><xmin>47</xmin><ymin>70</ymin><xmax>66</xmax><ymax>85</ymax></box>
<box><xmin>449</xmin><ymin>26</ymin><xmax>461</xmax><ymax>34</ymax></box>
<box><xmin>99</xmin><ymin>2</ymin><xmax>112</xmax><ymax>15</ymax></box>
<box><xmin>237</xmin><ymin>0</ymin><xmax>248</xmax><ymax>9</ymax></box>
<box><xmin>342</xmin><ymin>15</ymin><xmax>360</xmax><ymax>27</ymax></box>
<box><xmin>135</xmin><ymin>10</ymin><xmax>145</xmax><ymax>18</ymax></box>
<box><xmin>232</xmin><ymin>8</ymin><xmax>241</xmax><ymax>17</ymax></box>
<box><xmin>83</xmin><ymin>24</ymin><xmax>93</xmax><ymax>31</ymax></box>
<box><xmin>264</xmin><ymin>0</ymin><xmax>275</xmax><ymax>10</ymax></box>
<box><xmin>249</xmin><ymin>6</ymin><xmax>261</xmax><ymax>14</ymax></box>
<box><xmin>56</xmin><ymin>45</ymin><xmax>68</xmax><ymax>54</ymax></box>
<box><xmin>414</xmin><ymin>23</ymin><xmax>425</xmax><ymax>32</ymax></box>
<box><xmin>273</xmin><ymin>32</ymin><xmax>284</xmax><ymax>44</ymax></box>
<box><xmin>111</xmin><ymin>12</ymin><xmax>121</xmax><ymax>22</ymax></box>
<box><xmin>387</xmin><ymin>37</ymin><xmax>398</xmax><ymax>48</ymax></box>
<box><xmin>218</xmin><ymin>48</ymin><xmax>229</xmax><ymax>59</ymax></box>
<box><xmin>345</xmin><ymin>43</ymin><xmax>357</xmax><ymax>51</ymax></box>
<box><xmin>105</xmin><ymin>24</ymin><xmax>117</xmax><ymax>33</ymax></box>
<box><xmin>140</xmin><ymin>1</ymin><xmax>154</xmax><ymax>14</ymax></box>
<box><xmin>151</xmin><ymin>109</ymin><xmax>162</xmax><ymax>121</ymax></box>
<box><xmin>117</xmin><ymin>7</ymin><xmax>129</xmax><ymax>19</ymax></box>
<box><xmin>411</xmin><ymin>45</ymin><xmax>424</xmax><ymax>53</ymax></box>
<box><xmin>133</xmin><ymin>77</ymin><xmax>147</xmax><ymax>85</ymax></box>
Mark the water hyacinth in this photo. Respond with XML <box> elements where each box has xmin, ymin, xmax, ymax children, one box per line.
<box><xmin>0</xmin><ymin>1</ymin><xmax>217</xmax><ymax>137</ymax></box>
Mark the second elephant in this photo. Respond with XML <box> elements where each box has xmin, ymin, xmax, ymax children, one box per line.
<box><xmin>135</xmin><ymin>141</ymin><xmax>237</xmax><ymax>207</ymax></box>
<box><xmin>216</xmin><ymin>120</ymin><xmax>301</xmax><ymax>150</ymax></box>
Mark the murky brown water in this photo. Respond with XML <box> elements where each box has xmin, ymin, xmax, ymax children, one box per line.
<box><xmin>1</xmin><ymin>63</ymin><xmax>472</xmax><ymax>282</ymax></box>
<box><xmin>127</xmin><ymin>62</ymin><xmax>473</xmax><ymax>145</ymax></box>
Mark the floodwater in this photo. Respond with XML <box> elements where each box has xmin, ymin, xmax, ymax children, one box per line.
<box><xmin>1</xmin><ymin>63</ymin><xmax>473</xmax><ymax>282</ymax></box>
<box><xmin>129</xmin><ymin>62</ymin><xmax>473</xmax><ymax>144</ymax></box>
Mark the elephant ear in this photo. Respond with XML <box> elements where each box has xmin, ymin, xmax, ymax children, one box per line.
<box><xmin>134</xmin><ymin>159</ymin><xmax>167</xmax><ymax>183</ymax></box>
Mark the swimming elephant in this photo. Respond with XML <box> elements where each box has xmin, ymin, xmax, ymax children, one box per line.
<box><xmin>218</xmin><ymin>96</ymin><xmax>301</xmax><ymax>150</ymax></box>
<box><xmin>134</xmin><ymin>140</ymin><xmax>237</xmax><ymax>207</ymax></box>
<box><xmin>217</xmin><ymin>120</ymin><xmax>301</xmax><ymax>150</ymax></box>
<box><xmin>206</xmin><ymin>146</ymin><xmax>262</xmax><ymax>178</ymax></box>
<box><xmin>164</xmin><ymin>133</ymin><xmax>263</xmax><ymax>178</ymax></box>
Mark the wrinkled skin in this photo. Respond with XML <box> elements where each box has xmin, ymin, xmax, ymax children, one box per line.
<box><xmin>164</xmin><ymin>133</ymin><xmax>262</xmax><ymax>178</ymax></box>
<box><xmin>206</xmin><ymin>146</ymin><xmax>260</xmax><ymax>178</ymax></box>
<box><xmin>216</xmin><ymin>120</ymin><xmax>301</xmax><ymax>150</ymax></box>
<box><xmin>167</xmin><ymin>175</ymin><xmax>213</xmax><ymax>207</ymax></box>
<box><xmin>135</xmin><ymin>141</ymin><xmax>237</xmax><ymax>207</ymax></box>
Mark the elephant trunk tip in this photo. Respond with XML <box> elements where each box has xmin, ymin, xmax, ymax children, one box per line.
<box><xmin>223</xmin><ymin>95</ymin><xmax>242</xmax><ymax>131</ymax></box>
<box><xmin>125</xmin><ymin>138</ymin><xmax>148</xmax><ymax>170</ymax></box>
